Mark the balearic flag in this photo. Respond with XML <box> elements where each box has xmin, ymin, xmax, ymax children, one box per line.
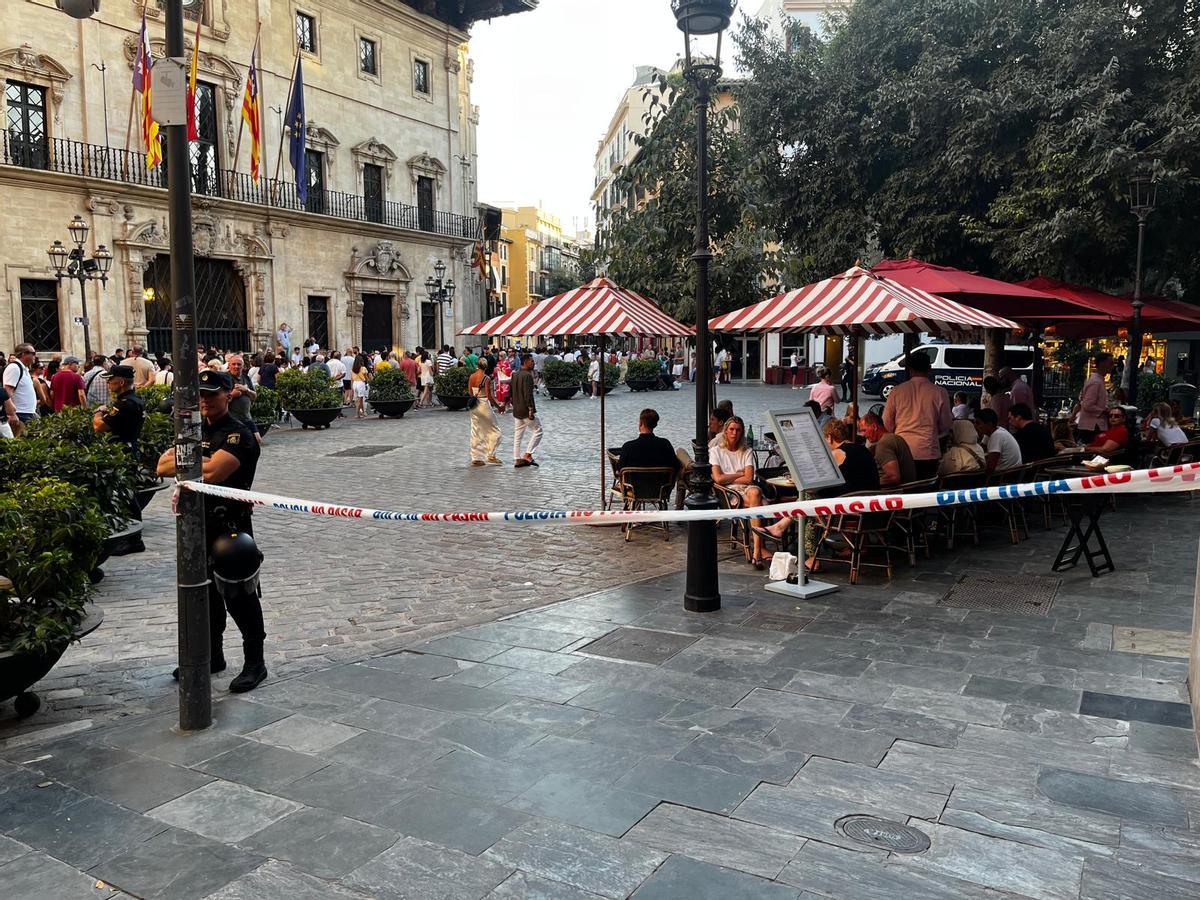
<box><xmin>241</xmin><ymin>41</ymin><xmax>262</xmax><ymax>181</ymax></box>
<box><xmin>132</xmin><ymin>13</ymin><xmax>162</xmax><ymax>168</ymax></box>
<box><xmin>186</xmin><ymin>15</ymin><xmax>201</xmax><ymax>142</ymax></box>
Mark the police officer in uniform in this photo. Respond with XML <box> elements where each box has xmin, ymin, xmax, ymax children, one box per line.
<box><xmin>93</xmin><ymin>364</ymin><xmax>145</xmax><ymax>457</ymax></box>
<box><xmin>157</xmin><ymin>370</ymin><xmax>267</xmax><ymax>692</ymax></box>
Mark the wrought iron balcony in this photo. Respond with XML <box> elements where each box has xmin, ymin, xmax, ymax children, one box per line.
<box><xmin>1</xmin><ymin>133</ymin><xmax>479</xmax><ymax>241</ymax></box>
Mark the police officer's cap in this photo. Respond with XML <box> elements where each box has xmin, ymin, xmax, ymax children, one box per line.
<box><xmin>199</xmin><ymin>370</ymin><xmax>233</xmax><ymax>392</ymax></box>
<box><xmin>107</xmin><ymin>365</ymin><xmax>135</xmax><ymax>380</ymax></box>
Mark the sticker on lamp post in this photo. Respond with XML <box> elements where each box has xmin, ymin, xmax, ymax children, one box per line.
<box><xmin>152</xmin><ymin>57</ymin><xmax>189</xmax><ymax>127</ymax></box>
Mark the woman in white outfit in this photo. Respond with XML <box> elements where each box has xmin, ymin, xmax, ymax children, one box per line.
<box><xmin>417</xmin><ymin>350</ymin><xmax>435</xmax><ymax>409</ymax></box>
<box><xmin>467</xmin><ymin>358</ymin><xmax>502</xmax><ymax>466</ymax></box>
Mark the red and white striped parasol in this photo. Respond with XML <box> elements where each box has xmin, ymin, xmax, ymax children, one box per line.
<box><xmin>709</xmin><ymin>266</ymin><xmax>1019</xmax><ymax>335</ymax></box>
<box><xmin>462</xmin><ymin>277</ymin><xmax>693</xmax><ymax>338</ymax></box>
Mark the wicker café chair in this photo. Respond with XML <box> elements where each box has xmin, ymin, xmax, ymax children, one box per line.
<box><xmin>810</xmin><ymin>491</ymin><xmax>894</xmax><ymax>585</ymax></box>
<box><xmin>612</xmin><ymin>466</ymin><xmax>677</xmax><ymax>542</ymax></box>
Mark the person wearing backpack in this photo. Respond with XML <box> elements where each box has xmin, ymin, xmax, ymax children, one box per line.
<box><xmin>2</xmin><ymin>344</ymin><xmax>39</xmax><ymax>433</ymax></box>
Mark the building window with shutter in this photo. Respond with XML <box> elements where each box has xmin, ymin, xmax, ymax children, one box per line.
<box><xmin>5</xmin><ymin>81</ymin><xmax>49</xmax><ymax>170</ymax></box>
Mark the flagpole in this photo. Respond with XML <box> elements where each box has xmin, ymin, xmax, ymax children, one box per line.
<box><xmin>123</xmin><ymin>1</ymin><xmax>150</xmax><ymax>178</ymax></box>
<box><xmin>231</xmin><ymin>23</ymin><xmax>262</xmax><ymax>179</ymax></box>
<box><xmin>272</xmin><ymin>46</ymin><xmax>301</xmax><ymax>197</ymax></box>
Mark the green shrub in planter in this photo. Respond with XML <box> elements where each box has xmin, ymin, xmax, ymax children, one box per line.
<box><xmin>0</xmin><ymin>436</ymin><xmax>138</xmax><ymax>532</ymax></box>
<box><xmin>369</xmin><ymin>367</ymin><xmax>416</xmax><ymax>403</ymax></box>
<box><xmin>139</xmin><ymin>412</ymin><xmax>174</xmax><ymax>476</ymax></box>
<box><xmin>251</xmin><ymin>387</ymin><xmax>282</xmax><ymax>429</ymax></box>
<box><xmin>21</xmin><ymin>406</ymin><xmax>98</xmax><ymax>446</ymax></box>
<box><xmin>1136</xmin><ymin>372</ymin><xmax>1188</xmax><ymax>414</ymax></box>
<box><xmin>0</xmin><ymin>479</ymin><xmax>107</xmax><ymax>654</ymax></box>
<box><xmin>603</xmin><ymin>362</ymin><xmax>620</xmax><ymax>385</ymax></box>
<box><xmin>434</xmin><ymin>365</ymin><xmax>470</xmax><ymax>397</ymax></box>
<box><xmin>136</xmin><ymin>383</ymin><xmax>172</xmax><ymax>412</ymax></box>
<box><xmin>277</xmin><ymin>368</ymin><xmax>342</xmax><ymax>410</ymax></box>
<box><xmin>626</xmin><ymin>359</ymin><xmax>661</xmax><ymax>382</ymax></box>
<box><xmin>543</xmin><ymin>359</ymin><xmax>585</xmax><ymax>388</ymax></box>
<box><xmin>0</xmin><ymin>478</ymin><xmax>107</xmax><ymax>654</ymax></box>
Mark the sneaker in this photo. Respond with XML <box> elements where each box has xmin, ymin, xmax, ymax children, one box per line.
<box><xmin>228</xmin><ymin>661</ymin><xmax>268</xmax><ymax>693</ymax></box>
<box><xmin>172</xmin><ymin>653</ymin><xmax>226</xmax><ymax>681</ymax></box>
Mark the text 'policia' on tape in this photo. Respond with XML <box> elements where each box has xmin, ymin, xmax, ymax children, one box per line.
<box><xmin>176</xmin><ymin>464</ymin><xmax>1200</xmax><ymax>527</ymax></box>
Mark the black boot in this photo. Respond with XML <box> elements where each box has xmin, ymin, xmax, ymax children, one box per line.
<box><xmin>229</xmin><ymin>641</ymin><xmax>267</xmax><ymax>693</ymax></box>
<box><xmin>172</xmin><ymin>651</ymin><xmax>226</xmax><ymax>681</ymax></box>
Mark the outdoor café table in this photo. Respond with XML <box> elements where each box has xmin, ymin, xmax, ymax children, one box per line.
<box><xmin>1043</xmin><ymin>465</ymin><xmax>1116</xmax><ymax>577</ymax></box>
<box><xmin>764</xmin><ymin>474</ymin><xmax>799</xmax><ymax>502</ymax></box>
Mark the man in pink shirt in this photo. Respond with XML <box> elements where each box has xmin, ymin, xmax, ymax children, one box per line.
<box><xmin>809</xmin><ymin>367</ymin><xmax>838</xmax><ymax>413</ymax></box>
<box><xmin>882</xmin><ymin>350</ymin><xmax>952</xmax><ymax>479</ymax></box>
<box><xmin>1076</xmin><ymin>353</ymin><xmax>1112</xmax><ymax>438</ymax></box>
<box><xmin>1000</xmin><ymin>366</ymin><xmax>1034</xmax><ymax>411</ymax></box>
<box><xmin>50</xmin><ymin>355</ymin><xmax>86</xmax><ymax>412</ymax></box>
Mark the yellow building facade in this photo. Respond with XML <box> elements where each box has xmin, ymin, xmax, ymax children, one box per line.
<box><xmin>499</xmin><ymin>206</ymin><xmax>567</xmax><ymax>312</ymax></box>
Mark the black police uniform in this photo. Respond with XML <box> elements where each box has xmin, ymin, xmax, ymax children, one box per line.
<box><xmin>100</xmin><ymin>387</ymin><xmax>145</xmax><ymax>458</ymax></box>
<box><xmin>200</xmin><ymin>379</ymin><xmax>265</xmax><ymax>671</ymax></box>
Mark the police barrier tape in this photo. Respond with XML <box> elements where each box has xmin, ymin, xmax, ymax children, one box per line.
<box><xmin>178</xmin><ymin>463</ymin><xmax>1200</xmax><ymax>526</ymax></box>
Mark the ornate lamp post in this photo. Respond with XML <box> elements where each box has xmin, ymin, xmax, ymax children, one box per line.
<box><xmin>47</xmin><ymin>214</ymin><xmax>113</xmax><ymax>358</ymax></box>
<box><xmin>1126</xmin><ymin>170</ymin><xmax>1157</xmax><ymax>409</ymax></box>
<box><xmin>425</xmin><ymin>259</ymin><xmax>456</xmax><ymax>347</ymax></box>
<box><xmin>673</xmin><ymin>0</ymin><xmax>735</xmax><ymax>613</ymax></box>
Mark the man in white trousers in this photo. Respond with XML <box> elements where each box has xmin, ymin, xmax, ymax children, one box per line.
<box><xmin>510</xmin><ymin>353</ymin><xmax>542</xmax><ymax>468</ymax></box>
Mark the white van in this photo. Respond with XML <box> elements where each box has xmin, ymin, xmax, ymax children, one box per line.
<box><xmin>862</xmin><ymin>343</ymin><xmax>1035</xmax><ymax>400</ymax></box>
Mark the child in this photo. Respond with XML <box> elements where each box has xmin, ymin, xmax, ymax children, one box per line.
<box><xmin>952</xmin><ymin>391</ymin><xmax>972</xmax><ymax>420</ymax></box>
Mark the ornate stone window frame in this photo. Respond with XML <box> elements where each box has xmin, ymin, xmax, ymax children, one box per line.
<box><xmin>407</xmin><ymin>152</ymin><xmax>445</xmax><ymax>205</ymax></box>
<box><xmin>352</xmin><ymin>138</ymin><xmax>396</xmax><ymax>195</ymax></box>
<box><xmin>344</xmin><ymin>241</ymin><xmax>412</xmax><ymax>349</ymax></box>
<box><xmin>302</xmin><ymin>122</ymin><xmax>339</xmax><ymax>188</ymax></box>
<box><xmin>145</xmin><ymin>0</ymin><xmax>232</xmax><ymax>43</ymax></box>
<box><xmin>0</xmin><ymin>45</ymin><xmax>72</xmax><ymax>133</ymax></box>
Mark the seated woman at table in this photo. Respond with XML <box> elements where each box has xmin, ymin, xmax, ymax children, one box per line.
<box><xmin>1144</xmin><ymin>402</ymin><xmax>1187</xmax><ymax>447</ymax></box>
<box><xmin>938</xmin><ymin>419</ymin><xmax>986</xmax><ymax>475</ymax></box>
<box><xmin>1051</xmin><ymin>418</ymin><xmax>1076</xmax><ymax>452</ymax></box>
<box><xmin>753</xmin><ymin>419</ymin><xmax>880</xmax><ymax>543</ymax></box>
<box><xmin>711</xmin><ymin>416</ymin><xmax>769</xmax><ymax>569</ymax></box>
<box><xmin>1086</xmin><ymin>408</ymin><xmax>1130</xmax><ymax>457</ymax></box>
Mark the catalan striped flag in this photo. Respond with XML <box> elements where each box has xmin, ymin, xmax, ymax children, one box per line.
<box><xmin>186</xmin><ymin>15</ymin><xmax>201</xmax><ymax>142</ymax></box>
<box><xmin>241</xmin><ymin>41</ymin><xmax>262</xmax><ymax>181</ymax></box>
<box><xmin>132</xmin><ymin>12</ymin><xmax>161</xmax><ymax>169</ymax></box>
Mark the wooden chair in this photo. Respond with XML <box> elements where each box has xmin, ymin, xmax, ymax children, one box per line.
<box><xmin>810</xmin><ymin>491</ymin><xmax>894</xmax><ymax>585</ymax></box>
<box><xmin>984</xmin><ymin>465</ymin><xmax>1031</xmax><ymax>544</ymax></box>
<box><xmin>714</xmin><ymin>483</ymin><xmax>753</xmax><ymax>559</ymax></box>
<box><xmin>1025</xmin><ymin>458</ymin><xmax>1069</xmax><ymax>529</ymax></box>
<box><xmin>611</xmin><ymin>466</ymin><xmax>677</xmax><ymax>542</ymax></box>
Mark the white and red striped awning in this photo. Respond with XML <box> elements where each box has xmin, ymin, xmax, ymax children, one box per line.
<box><xmin>709</xmin><ymin>266</ymin><xmax>1019</xmax><ymax>335</ymax></box>
<box><xmin>461</xmin><ymin>277</ymin><xmax>693</xmax><ymax>338</ymax></box>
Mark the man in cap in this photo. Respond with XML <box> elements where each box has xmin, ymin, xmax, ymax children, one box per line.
<box><xmin>51</xmin><ymin>355</ymin><xmax>86</xmax><ymax>412</ymax></box>
<box><xmin>93</xmin><ymin>365</ymin><xmax>144</xmax><ymax>458</ymax></box>
<box><xmin>157</xmin><ymin>369</ymin><xmax>267</xmax><ymax>692</ymax></box>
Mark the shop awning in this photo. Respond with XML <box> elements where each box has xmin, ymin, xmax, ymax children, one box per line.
<box><xmin>1019</xmin><ymin>277</ymin><xmax>1200</xmax><ymax>337</ymax></box>
<box><xmin>708</xmin><ymin>266</ymin><xmax>1019</xmax><ymax>335</ymax></box>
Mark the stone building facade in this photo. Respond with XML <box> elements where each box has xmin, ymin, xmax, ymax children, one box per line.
<box><xmin>0</xmin><ymin>0</ymin><xmax>532</xmax><ymax>358</ymax></box>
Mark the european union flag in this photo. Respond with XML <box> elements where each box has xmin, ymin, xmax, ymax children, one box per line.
<box><xmin>286</xmin><ymin>56</ymin><xmax>307</xmax><ymax>203</ymax></box>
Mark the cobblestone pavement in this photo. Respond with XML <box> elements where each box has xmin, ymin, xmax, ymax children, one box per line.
<box><xmin>1</xmin><ymin>488</ymin><xmax>1196</xmax><ymax>898</ymax></box>
<box><xmin>0</xmin><ymin>382</ymin><xmax>807</xmax><ymax>737</ymax></box>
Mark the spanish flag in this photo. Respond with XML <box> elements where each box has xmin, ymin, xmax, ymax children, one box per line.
<box><xmin>241</xmin><ymin>41</ymin><xmax>262</xmax><ymax>182</ymax></box>
<box><xmin>132</xmin><ymin>13</ymin><xmax>161</xmax><ymax>169</ymax></box>
<box><xmin>186</xmin><ymin>16</ymin><xmax>201</xmax><ymax>142</ymax></box>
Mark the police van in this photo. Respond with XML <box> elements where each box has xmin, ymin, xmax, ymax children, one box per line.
<box><xmin>862</xmin><ymin>343</ymin><xmax>1035</xmax><ymax>400</ymax></box>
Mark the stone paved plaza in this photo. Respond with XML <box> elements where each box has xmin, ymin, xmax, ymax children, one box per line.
<box><xmin>2</xmin><ymin>382</ymin><xmax>1199</xmax><ymax>898</ymax></box>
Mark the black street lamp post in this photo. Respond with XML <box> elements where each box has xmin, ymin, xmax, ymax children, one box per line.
<box><xmin>47</xmin><ymin>215</ymin><xmax>113</xmax><ymax>359</ymax></box>
<box><xmin>673</xmin><ymin>0</ymin><xmax>735</xmax><ymax>613</ymax></box>
<box><xmin>425</xmin><ymin>259</ymin><xmax>456</xmax><ymax>348</ymax></box>
<box><xmin>1126</xmin><ymin>171</ymin><xmax>1157</xmax><ymax>410</ymax></box>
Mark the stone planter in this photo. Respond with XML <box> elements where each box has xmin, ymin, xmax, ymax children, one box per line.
<box><xmin>0</xmin><ymin>604</ymin><xmax>104</xmax><ymax>718</ymax></box>
<box><xmin>135</xmin><ymin>480</ymin><xmax>170</xmax><ymax>512</ymax></box>
<box><xmin>547</xmin><ymin>385</ymin><xmax>580</xmax><ymax>400</ymax></box>
<box><xmin>438</xmin><ymin>394</ymin><xmax>471</xmax><ymax>411</ymax></box>
<box><xmin>291</xmin><ymin>407</ymin><xmax>341</xmax><ymax>429</ymax></box>
<box><xmin>626</xmin><ymin>378</ymin><xmax>658</xmax><ymax>393</ymax></box>
<box><xmin>370</xmin><ymin>398</ymin><xmax>416</xmax><ymax>418</ymax></box>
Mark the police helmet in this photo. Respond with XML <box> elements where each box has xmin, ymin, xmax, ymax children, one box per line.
<box><xmin>210</xmin><ymin>531</ymin><xmax>263</xmax><ymax>601</ymax></box>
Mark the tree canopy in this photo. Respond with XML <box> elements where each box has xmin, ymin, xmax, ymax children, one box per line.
<box><xmin>599</xmin><ymin>0</ymin><xmax>1200</xmax><ymax>314</ymax></box>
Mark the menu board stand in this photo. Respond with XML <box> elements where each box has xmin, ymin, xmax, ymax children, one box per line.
<box><xmin>763</xmin><ymin>408</ymin><xmax>845</xmax><ymax>601</ymax></box>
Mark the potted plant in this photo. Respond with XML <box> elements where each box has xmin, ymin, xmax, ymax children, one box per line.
<box><xmin>434</xmin><ymin>365</ymin><xmax>471</xmax><ymax>410</ymax></box>
<box><xmin>251</xmin><ymin>386</ymin><xmax>282</xmax><ymax>435</ymax></box>
<box><xmin>594</xmin><ymin>361</ymin><xmax>621</xmax><ymax>396</ymax></box>
<box><xmin>0</xmin><ymin>479</ymin><xmax>108</xmax><ymax>718</ymax></box>
<box><xmin>368</xmin><ymin>367</ymin><xmax>417</xmax><ymax>418</ymax></box>
<box><xmin>543</xmin><ymin>359</ymin><xmax>583</xmax><ymax>400</ymax></box>
<box><xmin>136</xmin><ymin>383</ymin><xmax>173</xmax><ymax>413</ymax></box>
<box><xmin>625</xmin><ymin>358</ymin><xmax>661</xmax><ymax>392</ymax></box>
<box><xmin>277</xmin><ymin>368</ymin><xmax>343</xmax><ymax>429</ymax></box>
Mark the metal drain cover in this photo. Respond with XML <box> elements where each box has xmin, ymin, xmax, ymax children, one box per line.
<box><xmin>836</xmin><ymin>815</ymin><xmax>930</xmax><ymax>853</ymax></box>
<box><xmin>326</xmin><ymin>445</ymin><xmax>401</xmax><ymax>458</ymax></box>
<box><xmin>937</xmin><ymin>573</ymin><xmax>1060</xmax><ymax>617</ymax></box>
